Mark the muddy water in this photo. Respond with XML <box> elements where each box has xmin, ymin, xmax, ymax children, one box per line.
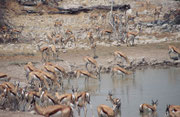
<box><xmin>64</xmin><ymin>67</ymin><xmax>180</xmax><ymax>117</ymax></box>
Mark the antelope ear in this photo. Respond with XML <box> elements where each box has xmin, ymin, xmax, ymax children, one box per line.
<box><xmin>155</xmin><ymin>100</ymin><xmax>158</xmax><ymax>104</ymax></box>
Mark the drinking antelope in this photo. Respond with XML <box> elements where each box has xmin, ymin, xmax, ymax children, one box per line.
<box><xmin>139</xmin><ymin>100</ymin><xmax>158</xmax><ymax>113</ymax></box>
<box><xmin>97</xmin><ymin>103</ymin><xmax>120</xmax><ymax>117</ymax></box>
<box><xmin>29</xmin><ymin>98</ymin><xmax>74</xmax><ymax>117</ymax></box>
<box><xmin>0</xmin><ymin>73</ymin><xmax>11</xmax><ymax>82</ymax></box>
<box><xmin>111</xmin><ymin>66</ymin><xmax>132</xmax><ymax>78</ymax></box>
<box><xmin>75</xmin><ymin>70</ymin><xmax>99</xmax><ymax>81</ymax></box>
<box><xmin>166</xmin><ymin>105</ymin><xmax>180</xmax><ymax>117</ymax></box>
<box><xmin>168</xmin><ymin>45</ymin><xmax>180</xmax><ymax>60</ymax></box>
<box><xmin>113</xmin><ymin>51</ymin><xmax>130</xmax><ymax>65</ymax></box>
<box><xmin>55</xmin><ymin>92</ymin><xmax>76</xmax><ymax>106</ymax></box>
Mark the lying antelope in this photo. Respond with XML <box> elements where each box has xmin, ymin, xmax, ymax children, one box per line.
<box><xmin>139</xmin><ymin>100</ymin><xmax>158</xmax><ymax>113</ymax></box>
<box><xmin>29</xmin><ymin>99</ymin><xmax>74</xmax><ymax>117</ymax></box>
<box><xmin>111</xmin><ymin>66</ymin><xmax>132</xmax><ymax>78</ymax></box>
<box><xmin>0</xmin><ymin>73</ymin><xmax>11</xmax><ymax>82</ymax></box>
<box><xmin>166</xmin><ymin>105</ymin><xmax>180</xmax><ymax>117</ymax></box>
<box><xmin>75</xmin><ymin>91</ymin><xmax>91</xmax><ymax>117</ymax></box>
<box><xmin>113</xmin><ymin>51</ymin><xmax>130</xmax><ymax>65</ymax></box>
<box><xmin>97</xmin><ymin>103</ymin><xmax>120</xmax><ymax>117</ymax></box>
<box><xmin>168</xmin><ymin>45</ymin><xmax>180</xmax><ymax>60</ymax></box>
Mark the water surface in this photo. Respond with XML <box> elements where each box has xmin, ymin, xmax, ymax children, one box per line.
<box><xmin>65</xmin><ymin>67</ymin><xmax>180</xmax><ymax>117</ymax></box>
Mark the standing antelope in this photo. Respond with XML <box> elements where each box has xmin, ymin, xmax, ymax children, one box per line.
<box><xmin>113</xmin><ymin>51</ymin><xmax>130</xmax><ymax>65</ymax></box>
<box><xmin>75</xmin><ymin>91</ymin><xmax>91</xmax><ymax>117</ymax></box>
<box><xmin>111</xmin><ymin>66</ymin><xmax>131</xmax><ymax>78</ymax></box>
<box><xmin>28</xmin><ymin>72</ymin><xmax>50</xmax><ymax>90</ymax></box>
<box><xmin>87</xmin><ymin>32</ymin><xmax>98</xmax><ymax>58</ymax></box>
<box><xmin>40</xmin><ymin>90</ymin><xmax>58</xmax><ymax>106</ymax></box>
<box><xmin>0</xmin><ymin>73</ymin><xmax>11</xmax><ymax>82</ymax></box>
<box><xmin>166</xmin><ymin>105</ymin><xmax>180</xmax><ymax>117</ymax></box>
<box><xmin>139</xmin><ymin>100</ymin><xmax>158</xmax><ymax>113</ymax></box>
<box><xmin>107</xmin><ymin>92</ymin><xmax>121</xmax><ymax>108</ymax></box>
<box><xmin>83</xmin><ymin>56</ymin><xmax>98</xmax><ymax>73</ymax></box>
<box><xmin>168</xmin><ymin>45</ymin><xmax>180</xmax><ymax>60</ymax></box>
<box><xmin>126</xmin><ymin>30</ymin><xmax>139</xmax><ymax>46</ymax></box>
<box><xmin>24</xmin><ymin>62</ymin><xmax>39</xmax><ymax>79</ymax></box>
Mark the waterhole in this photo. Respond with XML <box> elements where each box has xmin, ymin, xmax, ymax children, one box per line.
<box><xmin>64</xmin><ymin>67</ymin><xmax>180</xmax><ymax>117</ymax></box>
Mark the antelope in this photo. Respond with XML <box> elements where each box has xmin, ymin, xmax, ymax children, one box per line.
<box><xmin>75</xmin><ymin>91</ymin><xmax>91</xmax><ymax>117</ymax></box>
<box><xmin>168</xmin><ymin>45</ymin><xmax>180</xmax><ymax>60</ymax></box>
<box><xmin>38</xmin><ymin>45</ymin><xmax>50</xmax><ymax>62</ymax></box>
<box><xmin>40</xmin><ymin>90</ymin><xmax>59</xmax><ymax>106</ymax></box>
<box><xmin>54</xmin><ymin>21</ymin><xmax>63</xmax><ymax>27</ymax></box>
<box><xmin>111</xmin><ymin>66</ymin><xmax>132</xmax><ymax>78</ymax></box>
<box><xmin>29</xmin><ymin>98</ymin><xmax>74</xmax><ymax>117</ymax></box>
<box><xmin>97</xmin><ymin>103</ymin><xmax>120</xmax><ymax>117</ymax></box>
<box><xmin>101</xmin><ymin>29</ymin><xmax>113</xmax><ymax>41</ymax></box>
<box><xmin>55</xmin><ymin>92</ymin><xmax>76</xmax><ymax>106</ymax></box>
<box><xmin>0</xmin><ymin>73</ymin><xmax>11</xmax><ymax>82</ymax></box>
<box><xmin>126</xmin><ymin>30</ymin><xmax>139</xmax><ymax>46</ymax></box>
<box><xmin>46</xmin><ymin>62</ymin><xmax>67</xmax><ymax>79</ymax></box>
<box><xmin>113</xmin><ymin>51</ymin><xmax>130</xmax><ymax>65</ymax></box>
<box><xmin>75</xmin><ymin>70</ymin><xmax>99</xmax><ymax>81</ymax></box>
<box><xmin>107</xmin><ymin>92</ymin><xmax>121</xmax><ymax>108</ymax></box>
<box><xmin>83</xmin><ymin>56</ymin><xmax>98</xmax><ymax>72</ymax></box>
<box><xmin>139</xmin><ymin>100</ymin><xmax>158</xmax><ymax>113</ymax></box>
<box><xmin>24</xmin><ymin>62</ymin><xmax>39</xmax><ymax>79</ymax></box>
<box><xmin>41</xmin><ymin>71</ymin><xmax>61</xmax><ymax>89</ymax></box>
<box><xmin>28</xmin><ymin>72</ymin><xmax>50</xmax><ymax>90</ymax></box>
<box><xmin>166</xmin><ymin>105</ymin><xmax>180</xmax><ymax>117</ymax></box>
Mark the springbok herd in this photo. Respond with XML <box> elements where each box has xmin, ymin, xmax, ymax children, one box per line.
<box><xmin>0</xmin><ymin>44</ymin><xmax>180</xmax><ymax>117</ymax></box>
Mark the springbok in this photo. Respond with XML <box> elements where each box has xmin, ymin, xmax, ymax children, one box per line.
<box><xmin>28</xmin><ymin>72</ymin><xmax>50</xmax><ymax>90</ymax></box>
<box><xmin>75</xmin><ymin>91</ymin><xmax>92</xmax><ymax>117</ymax></box>
<box><xmin>40</xmin><ymin>90</ymin><xmax>59</xmax><ymax>106</ymax></box>
<box><xmin>24</xmin><ymin>62</ymin><xmax>39</xmax><ymax>79</ymax></box>
<box><xmin>0</xmin><ymin>73</ymin><xmax>11</xmax><ymax>82</ymax></box>
<box><xmin>168</xmin><ymin>45</ymin><xmax>180</xmax><ymax>60</ymax></box>
<box><xmin>83</xmin><ymin>56</ymin><xmax>99</xmax><ymax>73</ymax></box>
<box><xmin>75</xmin><ymin>70</ymin><xmax>100</xmax><ymax>81</ymax></box>
<box><xmin>113</xmin><ymin>51</ymin><xmax>130</xmax><ymax>65</ymax></box>
<box><xmin>107</xmin><ymin>92</ymin><xmax>121</xmax><ymax>108</ymax></box>
<box><xmin>97</xmin><ymin>103</ymin><xmax>120</xmax><ymax>117</ymax></box>
<box><xmin>55</xmin><ymin>92</ymin><xmax>76</xmax><ymax>106</ymax></box>
<box><xmin>29</xmin><ymin>98</ymin><xmax>74</xmax><ymax>117</ymax></box>
<box><xmin>139</xmin><ymin>100</ymin><xmax>158</xmax><ymax>113</ymax></box>
<box><xmin>46</xmin><ymin>62</ymin><xmax>67</xmax><ymax>79</ymax></box>
<box><xmin>166</xmin><ymin>105</ymin><xmax>180</xmax><ymax>117</ymax></box>
<box><xmin>126</xmin><ymin>30</ymin><xmax>139</xmax><ymax>46</ymax></box>
<box><xmin>111</xmin><ymin>66</ymin><xmax>132</xmax><ymax>78</ymax></box>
